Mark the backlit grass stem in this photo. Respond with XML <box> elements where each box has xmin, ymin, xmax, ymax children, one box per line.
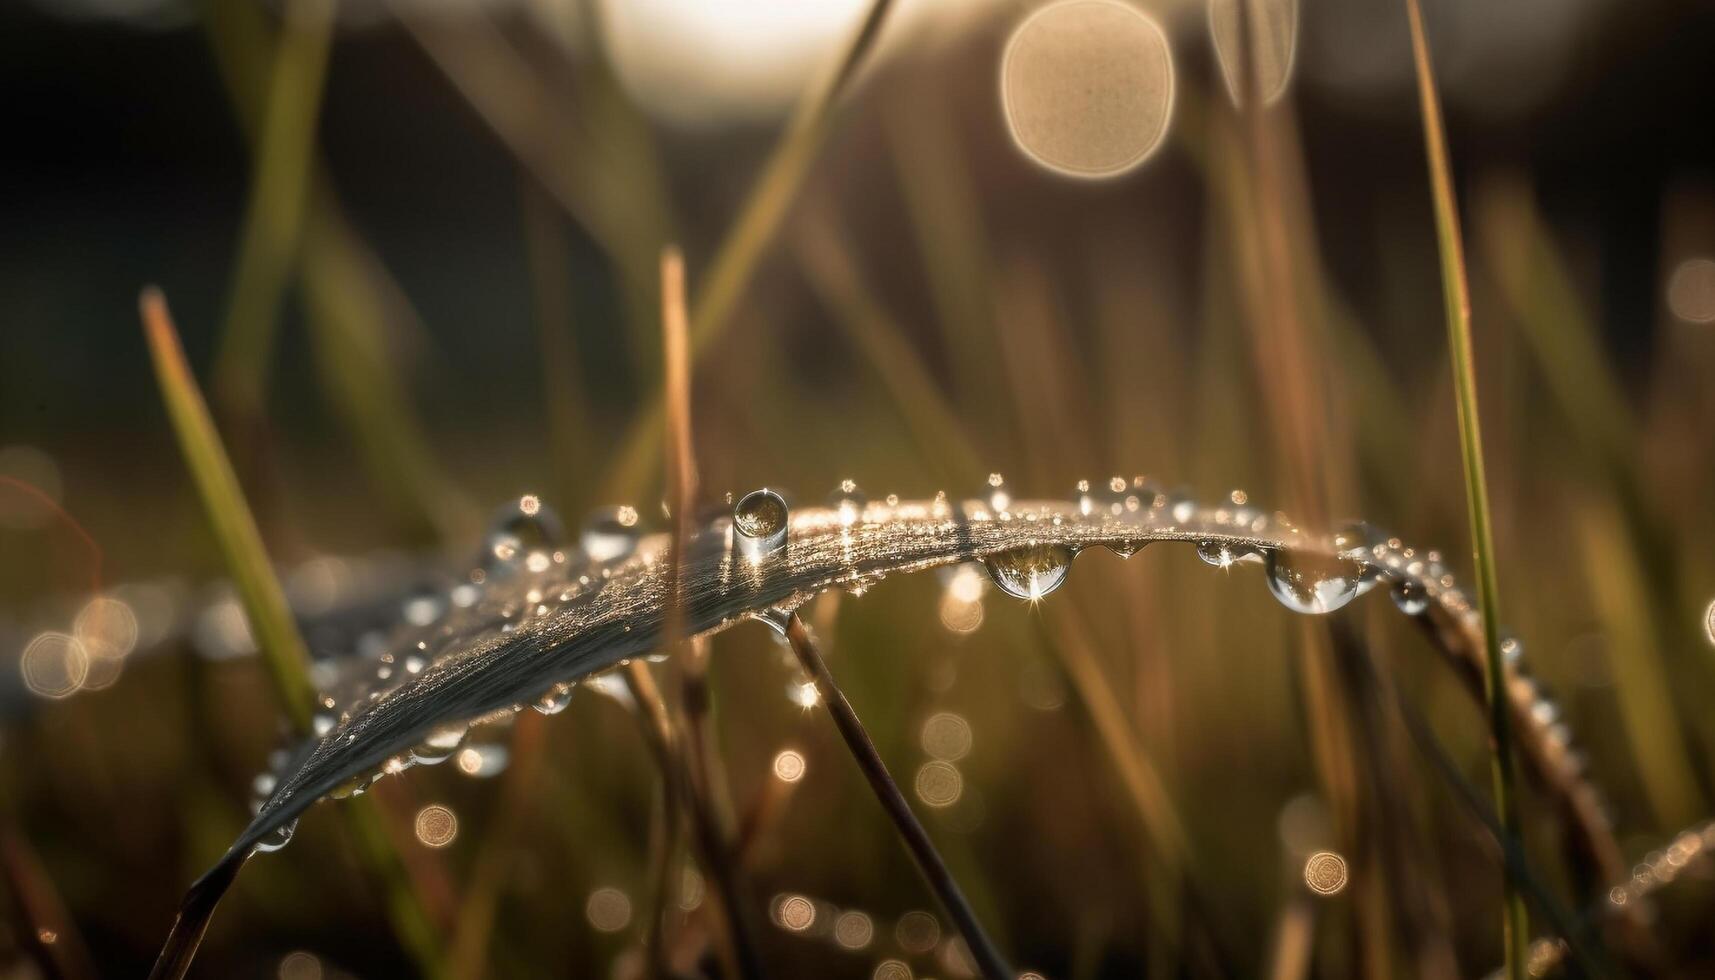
<box><xmin>1403</xmin><ymin>3</ymin><xmax>1528</xmax><ymax>976</ymax></box>
<box><xmin>782</xmin><ymin>613</ymin><xmax>1012</xmax><ymax>980</ymax></box>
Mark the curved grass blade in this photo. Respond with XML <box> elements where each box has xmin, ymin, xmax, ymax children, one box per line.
<box><xmin>166</xmin><ymin>487</ymin><xmax>1618</xmax><ymax>959</ymax></box>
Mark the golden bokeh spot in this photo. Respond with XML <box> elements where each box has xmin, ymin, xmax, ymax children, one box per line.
<box><xmin>772</xmin><ymin>749</ymin><xmax>807</xmax><ymax>783</ymax></box>
<box><xmin>1000</xmin><ymin>0</ymin><xmax>1175</xmax><ymax>178</ymax></box>
<box><xmin>278</xmin><ymin>951</ymin><xmax>323</xmax><ymax>980</ymax></box>
<box><xmin>776</xmin><ymin>893</ymin><xmax>816</xmax><ymax>931</ymax></box>
<box><xmin>920</xmin><ymin>712</ymin><xmax>974</xmax><ymax>761</ymax></box>
<box><xmin>413</xmin><ymin>804</ymin><xmax>458</xmax><ymax>848</ymax></box>
<box><xmin>586</xmin><ymin>887</ymin><xmax>633</xmax><ymax>932</ymax></box>
<box><xmin>1667</xmin><ymin>257</ymin><xmax>1715</xmax><ymax>323</ymax></box>
<box><xmin>21</xmin><ymin>632</ymin><xmax>88</xmax><ymax>699</ymax></box>
<box><xmin>834</xmin><ymin>910</ymin><xmax>874</xmax><ymax>949</ymax></box>
<box><xmin>895</xmin><ymin>910</ymin><xmax>941</xmax><ymax>953</ymax></box>
<box><xmin>1303</xmin><ymin>850</ymin><xmax>1348</xmax><ymax>896</ymax></box>
<box><xmin>914</xmin><ymin>760</ymin><xmax>964</xmax><ymax>808</ymax></box>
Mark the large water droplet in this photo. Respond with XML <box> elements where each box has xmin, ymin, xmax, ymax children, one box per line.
<box><xmin>830</xmin><ymin>480</ymin><xmax>867</xmax><ymax>527</ymax></box>
<box><xmin>734</xmin><ymin>489</ymin><xmax>789</xmax><ymax>560</ymax></box>
<box><xmin>1264</xmin><ymin>549</ymin><xmax>1363</xmax><ymax>615</ymax></box>
<box><xmin>985</xmin><ymin>544</ymin><xmax>1076</xmax><ymax>600</ymax></box>
<box><xmin>482</xmin><ymin>495</ymin><xmax>564</xmax><ymax>573</ymax></box>
<box><xmin>1390</xmin><ymin>579</ymin><xmax>1429</xmax><ymax>615</ymax></box>
<box><xmin>254</xmin><ymin>819</ymin><xmax>298</xmax><ymax>854</ymax></box>
<box><xmin>533</xmin><ymin>683</ymin><xmax>575</xmax><ymax>716</ymax></box>
<box><xmin>581</xmin><ymin>505</ymin><xmax>642</xmax><ymax>562</ymax></box>
<box><xmin>411</xmin><ymin>723</ymin><xmax>469</xmax><ymax>765</ymax></box>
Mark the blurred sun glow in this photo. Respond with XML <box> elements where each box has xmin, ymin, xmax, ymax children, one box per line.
<box><xmin>1000</xmin><ymin>0</ymin><xmax>1175</xmax><ymax>178</ymax></box>
<box><xmin>600</xmin><ymin>0</ymin><xmax>880</xmax><ymax>124</ymax></box>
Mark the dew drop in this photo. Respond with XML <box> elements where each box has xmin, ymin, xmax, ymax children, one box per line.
<box><xmin>734</xmin><ymin>489</ymin><xmax>789</xmax><ymax>559</ymax></box>
<box><xmin>1265</xmin><ymin>549</ymin><xmax>1363</xmax><ymax>615</ymax></box>
<box><xmin>411</xmin><ymin>723</ymin><xmax>469</xmax><ymax>765</ymax></box>
<box><xmin>581</xmin><ymin>505</ymin><xmax>642</xmax><ymax>562</ymax></box>
<box><xmin>482</xmin><ymin>495</ymin><xmax>564</xmax><ymax>572</ymax></box>
<box><xmin>254</xmin><ymin>819</ymin><xmax>298</xmax><ymax>854</ymax></box>
<box><xmin>830</xmin><ymin>480</ymin><xmax>867</xmax><ymax>527</ymax></box>
<box><xmin>327</xmin><ymin>771</ymin><xmax>383</xmax><ymax>800</ymax></box>
<box><xmin>1390</xmin><ymin>579</ymin><xmax>1429</xmax><ymax>616</ymax></box>
<box><xmin>1104</xmin><ymin>540</ymin><xmax>1145</xmax><ymax>559</ymax></box>
<box><xmin>984</xmin><ymin>544</ymin><xmax>1076</xmax><ymax>600</ymax></box>
<box><xmin>1195</xmin><ymin>539</ymin><xmax>1261</xmax><ymax>568</ymax></box>
<box><xmin>533</xmin><ymin>683</ymin><xmax>575</xmax><ymax>716</ymax></box>
<box><xmin>1500</xmin><ymin>637</ymin><xmax>1524</xmax><ymax>666</ymax></box>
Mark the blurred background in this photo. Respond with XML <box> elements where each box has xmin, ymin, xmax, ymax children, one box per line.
<box><xmin>3</xmin><ymin>0</ymin><xmax>1715</xmax><ymax>976</ymax></box>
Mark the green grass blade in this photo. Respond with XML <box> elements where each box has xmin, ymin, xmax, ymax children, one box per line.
<box><xmin>1402</xmin><ymin>2</ymin><xmax>1529</xmax><ymax>976</ymax></box>
<box><xmin>209</xmin><ymin>0</ymin><xmax>334</xmax><ymax>418</ymax></box>
<box><xmin>141</xmin><ymin>287</ymin><xmax>318</xmax><ymax>734</ymax></box>
<box><xmin>141</xmin><ymin>289</ymin><xmax>448</xmax><ymax>980</ymax></box>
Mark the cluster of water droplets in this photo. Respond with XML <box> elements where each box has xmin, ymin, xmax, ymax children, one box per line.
<box><xmin>240</xmin><ymin>478</ymin><xmax>1602</xmax><ymax>864</ymax></box>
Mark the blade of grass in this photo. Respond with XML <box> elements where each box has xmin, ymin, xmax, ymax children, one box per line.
<box><xmin>1402</xmin><ymin>3</ymin><xmax>1529</xmax><ymax>976</ymax></box>
<box><xmin>140</xmin><ymin>289</ymin><xmax>447</xmax><ymax>980</ymax></box>
<box><xmin>200</xmin><ymin>0</ymin><xmax>475</xmax><ymax>541</ymax></box>
<box><xmin>781</xmin><ymin>613</ymin><xmax>1012</xmax><ymax>980</ymax></box>
<box><xmin>141</xmin><ymin>288</ymin><xmax>318</xmax><ymax>733</ymax></box>
<box><xmin>209</xmin><ymin>0</ymin><xmax>334</xmax><ymax>421</ymax></box>
<box><xmin>618</xmin><ymin>247</ymin><xmax>761</xmax><ymax>979</ymax></box>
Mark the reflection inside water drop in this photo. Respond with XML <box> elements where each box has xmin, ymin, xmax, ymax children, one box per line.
<box><xmin>734</xmin><ymin>488</ymin><xmax>789</xmax><ymax>560</ymax></box>
<box><xmin>1265</xmin><ymin>549</ymin><xmax>1363</xmax><ymax>614</ymax></box>
<box><xmin>985</xmin><ymin>544</ymin><xmax>1076</xmax><ymax>601</ymax></box>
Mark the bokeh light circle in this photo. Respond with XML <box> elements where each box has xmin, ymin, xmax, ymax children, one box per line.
<box><xmin>1000</xmin><ymin>0</ymin><xmax>1176</xmax><ymax>178</ymax></box>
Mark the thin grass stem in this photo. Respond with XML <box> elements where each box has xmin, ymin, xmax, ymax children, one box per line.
<box><xmin>781</xmin><ymin>613</ymin><xmax>1012</xmax><ymax>980</ymax></box>
<box><xmin>1402</xmin><ymin>3</ymin><xmax>1529</xmax><ymax>975</ymax></box>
